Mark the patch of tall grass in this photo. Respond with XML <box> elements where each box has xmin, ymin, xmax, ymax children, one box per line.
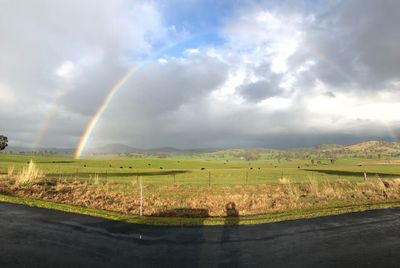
<box><xmin>14</xmin><ymin>160</ymin><xmax>45</xmax><ymax>186</ymax></box>
<box><xmin>7</xmin><ymin>165</ymin><xmax>14</xmax><ymax>177</ymax></box>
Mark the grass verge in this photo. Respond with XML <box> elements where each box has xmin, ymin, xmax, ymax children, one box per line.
<box><xmin>1</xmin><ymin>194</ymin><xmax>400</xmax><ymax>226</ymax></box>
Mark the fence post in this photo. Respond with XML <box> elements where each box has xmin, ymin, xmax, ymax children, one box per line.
<box><xmin>208</xmin><ymin>171</ymin><xmax>211</xmax><ymax>186</ymax></box>
<box><xmin>364</xmin><ymin>172</ymin><xmax>368</xmax><ymax>181</ymax></box>
<box><xmin>246</xmin><ymin>171</ymin><xmax>249</xmax><ymax>184</ymax></box>
<box><xmin>139</xmin><ymin>182</ymin><xmax>143</xmax><ymax>217</ymax></box>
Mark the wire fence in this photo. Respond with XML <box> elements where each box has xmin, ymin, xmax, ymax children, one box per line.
<box><xmin>1</xmin><ymin>164</ymin><xmax>398</xmax><ymax>186</ymax></box>
<box><xmin>40</xmin><ymin>169</ymin><xmax>385</xmax><ymax>185</ymax></box>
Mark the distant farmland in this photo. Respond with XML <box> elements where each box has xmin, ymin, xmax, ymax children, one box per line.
<box><xmin>1</xmin><ymin>153</ymin><xmax>400</xmax><ymax>185</ymax></box>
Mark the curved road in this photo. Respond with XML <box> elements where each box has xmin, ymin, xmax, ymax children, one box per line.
<box><xmin>0</xmin><ymin>203</ymin><xmax>400</xmax><ymax>267</ymax></box>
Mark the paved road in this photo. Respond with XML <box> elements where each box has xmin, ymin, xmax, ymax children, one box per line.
<box><xmin>0</xmin><ymin>203</ymin><xmax>400</xmax><ymax>267</ymax></box>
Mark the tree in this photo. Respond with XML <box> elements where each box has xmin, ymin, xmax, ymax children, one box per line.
<box><xmin>0</xmin><ymin>135</ymin><xmax>8</xmax><ymax>150</ymax></box>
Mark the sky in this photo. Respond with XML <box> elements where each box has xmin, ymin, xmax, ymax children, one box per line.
<box><xmin>1</xmin><ymin>0</ymin><xmax>400</xmax><ymax>152</ymax></box>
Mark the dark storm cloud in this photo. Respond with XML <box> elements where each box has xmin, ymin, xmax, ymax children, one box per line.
<box><xmin>323</xmin><ymin>91</ymin><xmax>336</xmax><ymax>98</ymax></box>
<box><xmin>95</xmin><ymin>93</ymin><xmax>393</xmax><ymax>149</ymax></box>
<box><xmin>126</xmin><ymin>55</ymin><xmax>229</xmax><ymax>115</ymax></box>
<box><xmin>59</xmin><ymin>60</ymin><xmax>126</xmax><ymax>116</ymax></box>
<box><xmin>88</xmin><ymin>53</ymin><xmax>230</xmax><ymax>148</ymax></box>
<box><xmin>292</xmin><ymin>0</ymin><xmax>400</xmax><ymax>91</ymax></box>
<box><xmin>236</xmin><ymin>79</ymin><xmax>281</xmax><ymax>102</ymax></box>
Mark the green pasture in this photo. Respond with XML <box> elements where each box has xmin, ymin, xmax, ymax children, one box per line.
<box><xmin>1</xmin><ymin>154</ymin><xmax>400</xmax><ymax>185</ymax></box>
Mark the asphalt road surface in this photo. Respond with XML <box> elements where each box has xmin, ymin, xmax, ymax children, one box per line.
<box><xmin>1</xmin><ymin>202</ymin><xmax>400</xmax><ymax>267</ymax></box>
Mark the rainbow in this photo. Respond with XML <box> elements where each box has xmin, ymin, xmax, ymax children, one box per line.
<box><xmin>73</xmin><ymin>64</ymin><xmax>144</xmax><ymax>159</ymax></box>
<box><xmin>72</xmin><ymin>36</ymin><xmax>389</xmax><ymax>159</ymax></box>
<box><xmin>72</xmin><ymin>33</ymin><xmax>213</xmax><ymax>159</ymax></box>
<box><xmin>33</xmin><ymin>93</ymin><xmax>65</xmax><ymax>150</ymax></box>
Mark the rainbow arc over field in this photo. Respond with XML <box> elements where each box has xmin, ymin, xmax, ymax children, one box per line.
<box><xmin>72</xmin><ymin>38</ymin><xmax>396</xmax><ymax>159</ymax></box>
<box><xmin>73</xmin><ymin>33</ymin><xmax>219</xmax><ymax>159</ymax></box>
<box><xmin>73</xmin><ymin>64</ymin><xmax>144</xmax><ymax>159</ymax></box>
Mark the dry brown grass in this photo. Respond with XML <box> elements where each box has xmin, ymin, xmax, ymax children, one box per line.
<box><xmin>13</xmin><ymin>160</ymin><xmax>46</xmax><ymax>186</ymax></box>
<box><xmin>7</xmin><ymin>165</ymin><xmax>15</xmax><ymax>177</ymax></box>
<box><xmin>89</xmin><ymin>173</ymin><xmax>101</xmax><ymax>185</ymax></box>
<box><xmin>1</xmin><ymin>177</ymin><xmax>399</xmax><ymax>217</ymax></box>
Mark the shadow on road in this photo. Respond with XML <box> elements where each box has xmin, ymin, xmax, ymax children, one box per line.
<box><xmin>217</xmin><ymin>202</ymin><xmax>242</xmax><ymax>266</ymax></box>
<box><xmin>224</xmin><ymin>202</ymin><xmax>239</xmax><ymax>225</ymax></box>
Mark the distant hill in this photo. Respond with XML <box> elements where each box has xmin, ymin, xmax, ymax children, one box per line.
<box><xmin>89</xmin><ymin>144</ymin><xmax>185</xmax><ymax>154</ymax></box>
<box><xmin>3</xmin><ymin>140</ymin><xmax>400</xmax><ymax>157</ymax></box>
<box><xmin>3</xmin><ymin>144</ymin><xmax>185</xmax><ymax>155</ymax></box>
<box><xmin>345</xmin><ymin>140</ymin><xmax>399</xmax><ymax>152</ymax></box>
<box><xmin>88</xmin><ymin>144</ymin><xmax>142</xmax><ymax>154</ymax></box>
<box><xmin>146</xmin><ymin>147</ymin><xmax>183</xmax><ymax>153</ymax></box>
<box><xmin>5</xmin><ymin>146</ymin><xmax>74</xmax><ymax>155</ymax></box>
<box><xmin>314</xmin><ymin>144</ymin><xmax>344</xmax><ymax>150</ymax></box>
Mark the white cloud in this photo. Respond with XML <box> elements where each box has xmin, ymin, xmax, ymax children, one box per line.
<box><xmin>2</xmin><ymin>0</ymin><xmax>400</xmax><ymax>149</ymax></box>
<box><xmin>0</xmin><ymin>83</ymin><xmax>16</xmax><ymax>105</ymax></box>
<box><xmin>222</xmin><ymin>9</ymin><xmax>303</xmax><ymax>73</ymax></box>
<box><xmin>56</xmin><ymin>61</ymin><xmax>75</xmax><ymax>79</ymax></box>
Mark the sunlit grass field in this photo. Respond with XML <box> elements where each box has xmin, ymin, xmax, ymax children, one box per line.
<box><xmin>1</xmin><ymin>153</ymin><xmax>400</xmax><ymax>185</ymax></box>
<box><xmin>2</xmin><ymin>153</ymin><xmax>400</xmax><ymax>223</ymax></box>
